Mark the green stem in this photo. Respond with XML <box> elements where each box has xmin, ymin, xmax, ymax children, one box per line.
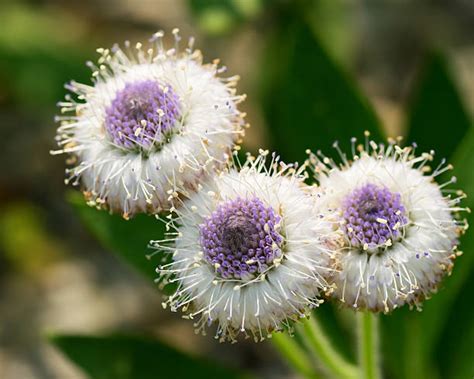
<box><xmin>299</xmin><ymin>317</ymin><xmax>359</xmax><ymax>379</ymax></box>
<box><xmin>358</xmin><ymin>312</ymin><xmax>381</xmax><ymax>379</ymax></box>
<box><xmin>272</xmin><ymin>332</ymin><xmax>319</xmax><ymax>379</ymax></box>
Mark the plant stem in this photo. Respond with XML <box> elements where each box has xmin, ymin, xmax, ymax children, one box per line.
<box><xmin>358</xmin><ymin>311</ymin><xmax>381</xmax><ymax>379</ymax></box>
<box><xmin>271</xmin><ymin>332</ymin><xmax>319</xmax><ymax>379</ymax></box>
<box><xmin>299</xmin><ymin>317</ymin><xmax>359</xmax><ymax>379</ymax></box>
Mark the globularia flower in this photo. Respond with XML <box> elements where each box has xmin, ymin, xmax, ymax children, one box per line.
<box><xmin>152</xmin><ymin>151</ymin><xmax>335</xmax><ymax>342</ymax></box>
<box><xmin>52</xmin><ymin>29</ymin><xmax>246</xmax><ymax>218</ymax></box>
<box><xmin>307</xmin><ymin>133</ymin><xmax>468</xmax><ymax>312</ymax></box>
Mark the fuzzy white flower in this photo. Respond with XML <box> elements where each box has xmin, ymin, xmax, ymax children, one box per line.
<box><xmin>152</xmin><ymin>151</ymin><xmax>335</xmax><ymax>342</ymax></box>
<box><xmin>307</xmin><ymin>133</ymin><xmax>468</xmax><ymax>312</ymax></box>
<box><xmin>52</xmin><ymin>29</ymin><xmax>246</xmax><ymax>218</ymax></box>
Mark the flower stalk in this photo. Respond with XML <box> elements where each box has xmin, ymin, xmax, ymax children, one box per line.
<box><xmin>358</xmin><ymin>311</ymin><xmax>381</xmax><ymax>379</ymax></box>
<box><xmin>298</xmin><ymin>316</ymin><xmax>359</xmax><ymax>379</ymax></box>
<box><xmin>271</xmin><ymin>332</ymin><xmax>319</xmax><ymax>379</ymax></box>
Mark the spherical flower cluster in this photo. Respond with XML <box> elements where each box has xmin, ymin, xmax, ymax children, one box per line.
<box><xmin>307</xmin><ymin>134</ymin><xmax>468</xmax><ymax>312</ymax></box>
<box><xmin>53</xmin><ymin>29</ymin><xmax>469</xmax><ymax>343</ymax></box>
<box><xmin>52</xmin><ymin>29</ymin><xmax>246</xmax><ymax>218</ymax></box>
<box><xmin>152</xmin><ymin>151</ymin><xmax>336</xmax><ymax>342</ymax></box>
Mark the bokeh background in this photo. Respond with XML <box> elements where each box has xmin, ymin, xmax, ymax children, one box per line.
<box><xmin>0</xmin><ymin>0</ymin><xmax>473</xmax><ymax>378</ymax></box>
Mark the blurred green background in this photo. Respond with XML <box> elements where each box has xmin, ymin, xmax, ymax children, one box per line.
<box><xmin>0</xmin><ymin>0</ymin><xmax>473</xmax><ymax>378</ymax></box>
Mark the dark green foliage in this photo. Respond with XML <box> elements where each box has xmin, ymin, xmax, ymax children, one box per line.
<box><xmin>68</xmin><ymin>192</ymin><xmax>166</xmax><ymax>280</ymax></box>
<box><xmin>188</xmin><ymin>0</ymin><xmax>264</xmax><ymax>35</ymax></box>
<box><xmin>383</xmin><ymin>68</ymin><xmax>473</xmax><ymax>379</ymax></box>
<box><xmin>260</xmin><ymin>16</ymin><xmax>383</xmax><ymax>163</ymax></box>
<box><xmin>382</xmin><ymin>127</ymin><xmax>474</xmax><ymax>378</ymax></box>
<box><xmin>51</xmin><ymin>335</ymin><xmax>247</xmax><ymax>379</ymax></box>
<box><xmin>436</xmin><ymin>128</ymin><xmax>474</xmax><ymax>379</ymax></box>
<box><xmin>406</xmin><ymin>53</ymin><xmax>472</xmax><ymax>160</ymax></box>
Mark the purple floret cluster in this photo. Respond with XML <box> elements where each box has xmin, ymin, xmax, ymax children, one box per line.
<box><xmin>199</xmin><ymin>197</ymin><xmax>284</xmax><ymax>280</ymax></box>
<box><xmin>105</xmin><ymin>80</ymin><xmax>181</xmax><ymax>149</ymax></box>
<box><xmin>342</xmin><ymin>183</ymin><xmax>408</xmax><ymax>250</ymax></box>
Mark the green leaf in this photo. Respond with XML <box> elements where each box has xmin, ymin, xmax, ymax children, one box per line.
<box><xmin>51</xmin><ymin>334</ymin><xmax>247</xmax><ymax>379</ymax></box>
<box><xmin>438</xmin><ymin>266</ymin><xmax>474</xmax><ymax>379</ymax></box>
<box><xmin>382</xmin><ymin>126</ymin><xmax>474</xmax><ymax>379</ymax></box>
<box><xmin>260</xmin><ymin>16</ymin><xmax>384</xmax><ymax>164</ymax></box>
<box><xmin>433</xmin><ymin>126</ymin><xmax>474</xmax><ymax>378</ymax></box>
<box><xmin>382</xmin><ymin>51</ymin><xmax>473</xmax><ymax>379</ymax></box>
<box><xmin>412</xmin><ymin>126</ymin><xmax>474</xmax><ymax>377</ymax></box>
<box><xmin>406</xmin><ymin>52</ymin><xmax>471</xmax><ymax>160</ymax></box>
<box><xmin>188</xmin><ymin>0</ymin><xmax>263</xmax><ymax>35</ymax></box>
<box><xmin>68</xmin><ymin>192</ymin><xmax>165</xmax><ymax>280</ymax></box>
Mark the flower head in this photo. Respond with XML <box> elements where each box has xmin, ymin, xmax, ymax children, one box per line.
<box><xmin>52</xmin><ymin>29</ymin><xmax>246</xmax><ymax>218</ymax></box>
<box><xmin>307</xmin><ymin>133</ymin><xmax>468</xmax><ymax>312</ymax></box>
<box><xmin>153</xmin><ymin>151</ymin><xmax>335</xmax><ymax>342</ymax></box>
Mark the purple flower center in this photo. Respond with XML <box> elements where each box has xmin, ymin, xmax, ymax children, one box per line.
<box><xmin>199</xmin><ymin>197</ymin><xmax>284</xmax><ymax>281</ymax></box>
<box><xmin>342</xmin><ymin>183</ymin><xmax>408</xmax><ymax>251</ymax></box>
<box><xmin>105</xmin><ymin>80</ymin><xmax>181</xmax><ymax>150</ymax></box>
